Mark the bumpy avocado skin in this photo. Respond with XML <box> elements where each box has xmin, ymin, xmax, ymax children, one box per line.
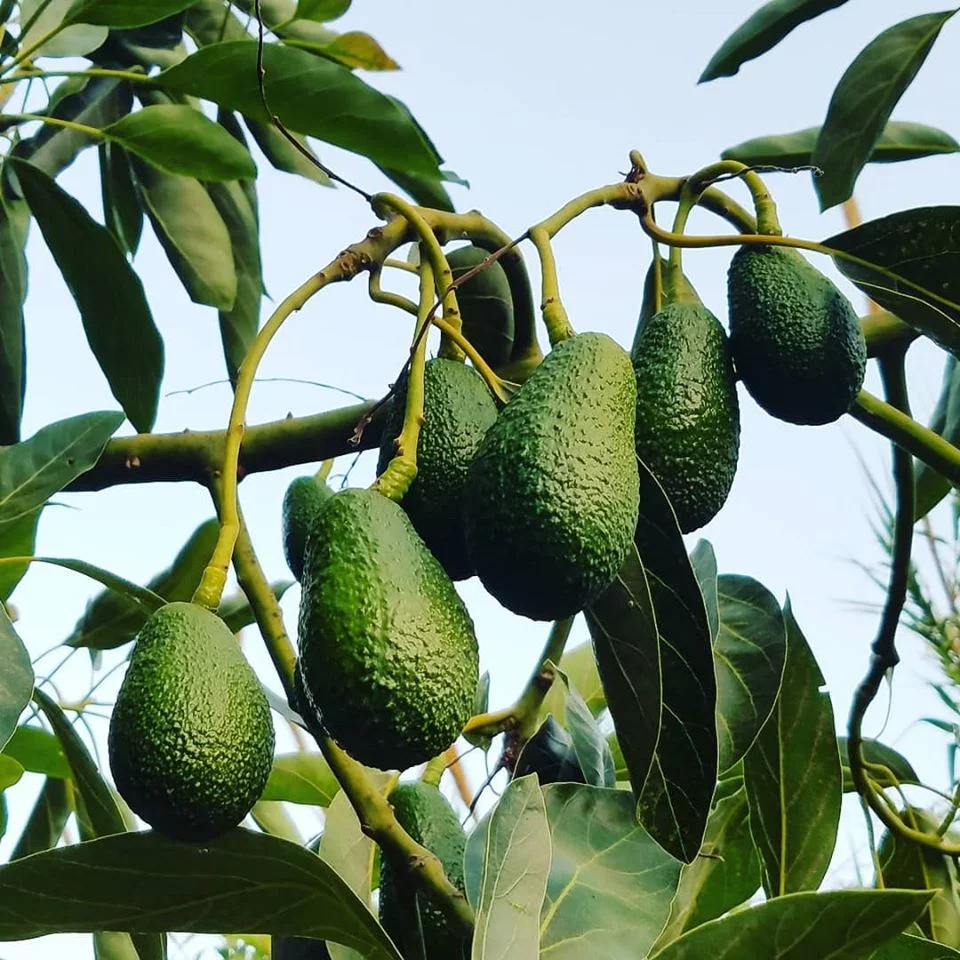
<box><xmin>378</xmin><ymin>782</ymin><xmax>468</xmax><ymax>960</ymax></box>
<box><xmin>297</xmin><ymin>488</ymin><xmax>479</xmax><ymax>771</ymax></box>
<box><xmin>108</xmin><ymin>601</ymin><xmax>275</xmax><ymax>842</ymax></box>
<box><xmin>632</xmin><ymin>300</ymin><xmax>740</xmax><ymax>532</ymax></box>
<box><xmin>727</xmin><ymin>245</ymin><xmax>867</xmax><ymax>425</ymax></box>
<box><xmin>377</xmin><ymin>358</ymin><xmax>498</xmax><ymax>581</ymax></box>
<box><xmin>282</xmin><ymin>474</ymin><xmax>333</xmax><ymax>581</ymax></box>
<box><xmin>464</xmin><ymin>332</ymin><xmax>640</xmax><ymax>621</ymax></box>
<box><xmin>447</xmin><ymin>244</ymin><xmax>515</xmax><ymax>369</ymax></box>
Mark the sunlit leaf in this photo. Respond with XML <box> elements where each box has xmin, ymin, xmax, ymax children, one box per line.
<box><xmin>19</xmin><ymin>0</ymin><xmax>107</xmax><ymax>56</ymax></box>
<box><xmin>0</xmin><ymin>754</ymin><xmax>23</xmax><ymax>791</ymax></box>
<box><xmin>260</xmin><ymin>753</ymin><xmax>340</xmax><ymax>806</ymax></box>
<box><xmin>10</xmin><ymin>777</ymin><xmax>72</xmax><ymax>859</ymax></box>
<box><xmin>2</xmin><ymin>724</ymin><xmax>70</xmax><ymax>778</ymax></box>
<box><xmin>0</xmin><ymin>605</ymin><xmax>33</xmax><ymax>751</ymax></box>
<box><xmin>0</xmin><ymin>505</ymin><xmax>41</xmax><ymax>601</ymax></box>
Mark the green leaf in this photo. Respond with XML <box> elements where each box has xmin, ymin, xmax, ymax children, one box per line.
<box><xmin>11</xmin><ymin>159</ymin><xmax>163</xmax><ymax>432</ymax></box>
<box><xmin>743</xmin><ymin>601</ymin><xmax>841</xmax><ymax>896</ymax></box>
<box><xmin>156</xmin><ymin>42</ymin><xmax>443</xmax><ymax>176</ymax></box>
<box><xmin>0</xmin><ymin>192</ymin><xmax>28</xmax><ymax>444</ymax></box>
<box><xmin>66</xmin><ymin>0</ymin><xmax>194</xmax><ymax>28</ymax></box>
<box><xmin>0</xmin><ymin>410</ymin><xmax>122</xmax><ymax>525</ymax></box>
<box><xmin>10</xmin><ymin>777</ymin><xmax>72</xmax><ymax>859</ymax></box>
<box><xmin>0</xmin><ymin>754</ymin><xmax>23</xmax><ymax>791</ymax></box>
<box><xmin>879</xmin><ymin>806</ymin><xmax>960</xmax><ymax>946</ymax></box>
<box><xmin>722</xmin><ymin>121</ymin><xmax>960</xmax><ymax>169</ymax></box>
<box><xmin>33</xmin><ymin>688</ymin><xmax>126</xmax><ymax>838</ymax></box>
<box><xmin>0</xmin><ymin>505</ymin><xmax>41</xmax><ymax>601</ymax></box>
<box><xmin>467</xmin><ymin>775</ymin><xmax>550</xmax><ymax>960</ymax></box>
<box><xmin>295</xmin><ymin>0</ymin><xmax>351</xmax><ymax>23</ymax></box>
<box><xmin>812</xmin><ymin>11</ymin><xmax>958</xmax><ymax>210</ymax></box>
<box><xmin>260</xmin><ymin>753</ymin><xmax>340</xmax><ymax>806</ymax></box>
<box><xmin>715</xmin><ymin>575</ymin><xmax>787</xmax><ymax>772</ymax></box>
<box><xmin>104</xmin><ymin>105</ymin><xmax>256</xmax><ymax>181</ymax></box>
<box><xmin>286</xmin><ymin>29</ymin><xmax>399</xmax><ymax>72</ymax></box>
<box><xmin>872</xmin><ymin>934</ymin><xmax>960</xmax><ymax>958</ymax></box>
<box><xmin>914</xmin><ymin>355</ymin><xmax>960</xmax><ymax>520</ymax></box>
<box><xmin>376</xmin><ymin>164</ymin><xmax>454</xmax><ymax>213</ymax></box>
<box><xmin>243</xmin><ymin>118</ymin><xmax>332</xmax><ymax>186</ymax></box>
<box><xmin>2</xmin><ymin>724</ymin><xmax>70</xmax><ymax>778</ymax></box>
<box><xmin>133</xmin><ymin>159</ymin><xmax>237</xmax><ymax>310</ymax></box>
<box><xmin>633</xmin><ymin>460</ymin><xmax>717</xmax><ymax>863</ymax></box>
<box><xmin>66</xmin><ymin>517</ymin><xmax>218</xmax><ymax>650</ymax></box>
<box><xmin>88</xmin><ymin>12</ymin><xmax>186</xmax><ymax>69</ymax></box>
<box><xmin>699</xmin><ymin>0</ymin><xmax>852</xmax><ymax>82</ymax></box>
<box><xmin>540</xmin><ymin>640</ymin><xmax>607</xmax><ymax>725</ymax></box>
<box><xmin>690</xmin><ymin>539</ymin><xmax>719</xmax><ymax>641</ymax></box>
<box><xmin>648</xmin><ymin>889</ymin><xmax>933</xmax><ymax>960</ymax></box>
<box><xmin>824</xmin><ymin>207</ymin><xmax>960</xmax><ymax>356</ymax></box>
<box><xmin>839</xmin><ymin>736</ymin><xmax>920</xmax><ymax>792</ymax></box>
<box><xmin>0</xmin><ymin>605</ymin><xmax>33</xmax><ymax>751</ymax></box>
<box><xmin>19</xmin><ymin>0</ymin><xmax>108</xmax><ymax>56</ymax></box>
<box><xmin>552</xmin><ymin>667</ymin><xmax>615</xmax><ymax>788</ymax></box>
<box><xmin>218</xmin><ymin>580</ymin><xmax>293</xmax><ymax>635</ymax></box>
<box><xmin>99</xmin><ymin>142</ymin><xmax>143</xmax><ymax>257</ymax></box>
<box><xmin>653</xmin><ymin>788</ymin><xmax>761</xmax><ymax>948</ymax></box>
<box><xmin>0</xmin><ymin>828</ymin><xmax>403</xmax><ymax>958</ymax></box>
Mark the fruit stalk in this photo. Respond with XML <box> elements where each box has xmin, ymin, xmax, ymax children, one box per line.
<box><xmin>529</xmin><ymin>226</ymin><xmax>575</xmax><ymax>344</ymax></box>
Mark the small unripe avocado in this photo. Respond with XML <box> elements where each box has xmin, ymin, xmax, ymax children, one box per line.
<box><xmin>377</xmin><ymin>358</ymin><xmax>498</xmax><ymax>580</ymax></box>
<box><xmin>297</xmin><ymin>488</ymin><xmax>479</xmax><ymax>771</ymax></box>
<box><xmin>632</xmin><ymin>298</ymin><xmax>740</xmax><ymax>532</ymax></box>
<box><xmin>464</xmin><ymin>332</ymin><xmax>640</xmax><ymax>621</ymax></box>
<box><xmin>727</xmin><ymin>244</ymin><xmax>866</xmax><ymax>425</ymax></box>
<box><xmin>447</xmin><ymin>244</ymin><xmax>515</xmax><ymax>368</ymax></box>
<box><xmin>378</xmin><ymin>781</ymin><xmax>469</xmax><ymax>959</ymax></box>
<box><xmin>108</xmin><ymin>601</ymin><xmax>274</xmax><ymax>842</ymax></box>
<box><xmin>282</xmin><ymin>474</ymin><xmax>333</xmax><ymax>581</ymax></box>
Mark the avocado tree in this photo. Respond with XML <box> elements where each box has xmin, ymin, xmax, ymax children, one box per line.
<box><xmin>1</xmin><ymin>1</ymin><xmax>960</xmax><ymax>958</ymax></box>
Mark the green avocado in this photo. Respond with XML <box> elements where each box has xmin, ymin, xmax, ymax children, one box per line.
<box><xmin>282</xmin><ymin>473</ymin><xmax>334</xmax><ymax>581</ymax></box>
<box><xmin>378</xmin><ymin>781</ymin><xmax>469</xmax><ymax>960</ymax></box>
<box><xmin>297</xmin><ymin>487</ymin><xmax>479</xmax><ymax>770</ymax></box>
<box><xmin>465</xmin><ymin>332</ymin><xmax>640</xmax><ymax>621</ymax></box>
<box><xmin>377</xmin><ymin>358</ymin><xmax>498</xmax><ymax>580</ymax></box>
<box><xmin>727</xmin><ymin>244</ymin><xmax>866</xmax><ymax>425</ymax></box>
<box><xmin>108</xmin><ymin>601</ymin><xmax>274</xmax><ymax>842</ymax></box>
<box><xmin>631</xmin><ymin>297</ymin><xmax>740</xmax><ymax>532</ymax></box>
<box><xmin>447</xmin><ymin>244</ymin><xmax>515</xmax><ymax>368</ymax></box>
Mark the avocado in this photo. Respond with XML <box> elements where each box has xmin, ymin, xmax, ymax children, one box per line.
<box><xmin>631</xmin><ymin>296</ymin><xmax>740</xmax><ymax>532</ymax></box>
<box><xmin>464</xmin><ymin>332</ymin><xmax>639</xmax><ymax>621</ymax></box>
<box><xmin>378</xmin><ymin>781</ymin><xmax>469</xmax><ymax>960</ymax></box>
<box><xmin>377</xmin><ymin>358</ymin><xmax>498</xmax><ymax>580</ymax></box>
<box><xmin>513</xmin><ymin>715</ymin><xmax>586</xmax><ymax>785</ymax></box>
<box><xmin>727</xmin><ymin>244</ymin><xmax>867</xmax><ymax>425</ymax></box>
<box><xmin>108</xmin><ymin>601</ymin><xmax>275</xmax><ymax>842</ymax></box>
<box><xmin>297</xmin><ymin>488</ymin><xmax>479</xmax><ymax>771</ymax></box>
<box><xmin>447</xmin><ymin>244</ymin><xmax>515</xmax><ymax>369</ymax></box>
<box><xmin>282</xmin><ymin>473</ymin><xmax>333</xmax><ymax>581</ymax></box>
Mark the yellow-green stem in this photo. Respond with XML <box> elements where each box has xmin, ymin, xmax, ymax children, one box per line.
<box><xmin>529</xmin><ymin>226</ymin><xmax>574</xmax><ymax>345</ymax></box>
<box><xmin>2</xmin><ymin>112</ymin><xmax>102</xmax><ymax>138</ymax></box>
<box><xmin>681</xmin><ymin>160</ymin><xmax>780</xmax><ymax>235</ymax></box>
<box><xmin>0</xmin><ymin>67</ymin><xmax>148</xmax><ymax>86</ymax></box>
<box><xmin>420</xmin><ymin>753</ymin><xmax>447</xmax><ymax>787</ymax></box>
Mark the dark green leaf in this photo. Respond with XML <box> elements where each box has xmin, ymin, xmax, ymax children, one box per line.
<box><xmin>0</xmin><ymin>603</ymin><xmax>33</xmax><ymax>751</ymax></box>
<box><xmin>218</xmin><ymin>581</ymin><xmax>293</xmax><ymax>635</ymax></box>
<box><xmin>2</xmin><ymin>724</ymin><xmax>70</xmax><ymax>778</ymax></box>
<box><xmin>156</xmin><ymin>42</ymin><xmax>443</xmax><ymax>176</ymax></box>
<box><xmin>104</xmin><ymin>105</ymin><xmax>256</xmax><ymax>180</ymax></box>
<box><xmin>33</xmin><ymin>688</ymin><xmax>126</xmax><ymax>838</ymax></box>
<box><xmin>743</xmin><ymin>601</ymin><xmax>841</xmax><ymax>896</ymax></box>
<box><xmin>0</xmin><ymin>506</ymin><xmax>41</xmax><ymax>601</ymax></box>
<box><xmin>466</xmin><ymin>775</ymin><xmax>550</xmax><ymax>959</ymax></box>
<box><xmin>0</xmin><ymin>828</ymin><xmax>402</xmax><ymax>958</ymax></box>
<box><xmin>715</xmin><ymin>575</ymin><xmax>787</xmax><ymax>772</ymax></box>
<box><xmin>243</xmin><ymin>118</ymin><xmax>332</xmax><ymax>186</ymax></box>
<box><xmin>879</xmin><ymin>806</ymin><xmax>960</xmax><ymax>945</ymax></box>
<box><xmin>295</xmin><ymin>0</ymin><xmax>350</xmax><ymax>22</ymax></box>
<box><xmin>839</xmin><ymin>736</ymin><xmax>920</xmax><ymax>792</ymax></box>
<box><xmin>585</xmin><ymin>543</ymin><xmax>661</xmax><ymax>804</ymax></box>
<box><xmin>13</xmin><ymin>76</ymin><xmax>132</xmax><ymax>181</ymax></box>
<box><xmin>813</xmin><ymin>11</ymin><xmax>958</xmax><ymax>210</ymax></box>
<box><xmin>824</xmin><ymin>207</ymin><xmax>960</xmax><ymax>355</ymax></box>
<box><xmin>260</xmin><ymin>753</ymin><xmax>340</xmax><ymax>806</ymax></box>
<box><xmin>376</xmin><ymin>164</ymin><xmax>454</xmax><ymax>212</ymax></box>
<box><xmin>11</xmin><ymin>159</ymin><xmax>163</xmax><ymax>432</ymax></box>
<box><xmin>515</xmin><ymin>716</ymin><xmax>585</xmax><ymax>785</ymax></box>
<box><xmin>10</xmin><ymin>777</ymin><xmax>72</xmax><ymax>859</ymax></box>
<box><xmin>648</xmin><ymin>890</ymin><xmax>932</xmax><ymax>960</ymax></box>
<box><xmin>133</xmin><ymin>159</ymin><xmax>236</xmax><ymax>309</ymax></box>
<box><xmin>66</xmin><ymin>0</ymin><xmax>195</xmax><ymax>28</ymax></box>
<box><xmin>699</xmin><ymin>0</ymin><xmax>852</xmax><ymax>82</ymax></box>
<box><xmin>722</xmin><ymin>121</ymin><xmax>960</xmax><ymax>170</ymax></box>
<box><xmin>653</xmin><ymin>788</ymin><xmax>761</xmax><ymax>947</ymax></box>
<box><xmin>634</xmin><ymin>460</ymin><xmax>717</xmax><ymax>863</ymax></box>
<box><xmin>66</xmin><ymin>517</ymin><xmax>218</xmax><ymax>650</ymax></box>
<box><xmin>88</xmin><ymin>12</ymin><xmax>187</xmax><ymax>69</ymax></box>
<box><xmin>99</xmin><ymin>142</ymin><xmax>143</xmax><ymax>257</ymax></box>
<box><xmin>0</xmin><ymin>410</ymin><xmax>122</xmax><ymax>525</ymax></box>
<box><xmin>690</xmin><ymin>539</ymin><xmax>719</xmax><ymax>642</ymax></box>
<box><xmin>0</xmin><ymin>193</ymin><xmax>28</xmax><ymax>444</ymax></box>
<box><xmin>914</xmin><ymin>355</ymin><xmax>960</xmax><ymax>520</ymax></box>
<box><xmin>872</xmin><ymin>933</ymin><xmax>960</xmax><ymax>958</ymax></box>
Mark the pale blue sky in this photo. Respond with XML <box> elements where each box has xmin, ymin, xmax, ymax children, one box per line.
<box><xmin>3</xmin><ymin>1</ymin><xmax>960</xmax><ymax>956</ymax></box>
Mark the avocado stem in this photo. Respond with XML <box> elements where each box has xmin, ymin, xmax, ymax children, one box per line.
<box><xmin>529</xmin><ymin>227</ymin><xmax>575</xmax><ymax>345</ymax></box>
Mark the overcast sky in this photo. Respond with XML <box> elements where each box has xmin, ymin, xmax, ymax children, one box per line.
<box><xmin>4</xmin><ymin>1</ymin><xmax>960</xmax><ymax>957</ymax></box>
